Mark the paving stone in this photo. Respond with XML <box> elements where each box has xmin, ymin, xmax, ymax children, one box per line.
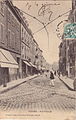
<box><xmin>0</xmin><ymin>75</ymin><xmax>75</xmax><ymax>112</ymax></box>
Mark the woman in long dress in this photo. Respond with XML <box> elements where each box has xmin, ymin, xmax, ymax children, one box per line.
<box><xmin>50</xmin><ymin>71</ymin><xmax>55</xmax><ymax>87</ymax></box>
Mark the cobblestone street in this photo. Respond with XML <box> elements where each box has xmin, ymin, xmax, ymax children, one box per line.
<box><xmin>0</xmin><ymin>75</ymin><xmax>75</xmax><ymax>112</ymax></box>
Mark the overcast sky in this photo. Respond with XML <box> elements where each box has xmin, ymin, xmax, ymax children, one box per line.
<box><xmin>13</xmin><ymin>0</ymin><xmax>72</xmax><ymax>64</ymax></box>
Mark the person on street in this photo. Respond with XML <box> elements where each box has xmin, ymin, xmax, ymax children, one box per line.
<box><xmin>50</xmin><ymin>71</ymin><xmax>55</xmax><ymax>87</ymax></box>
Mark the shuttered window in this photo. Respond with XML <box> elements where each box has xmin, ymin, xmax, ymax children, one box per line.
<box><xmin>8</xmin><ymin>30</ymin><xmax>11</xmax><ymax>47</ymax></box>
<box><xmin>0</xmin><ymin>24</ymin><xmax>4</xmax><ymax>43</ymax></box>
<box><xmin>1</xmin><ymin>24</ymin><xmax>3</xmax><ymax>41</ymax></box>
<box><xmin>11</xmin><ymin>32</ymin><xmax>15</xmax><ymax>49</ymax></box>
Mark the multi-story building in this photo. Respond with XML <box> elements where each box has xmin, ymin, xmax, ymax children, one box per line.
<box><xmin>13</xmin><ymin>5</ymin><xmax>46</xmax><ymax>76</ymax></box>
<box><xmin>34</xmin><ymin>40</ymin><xmax>39</xmax><ymax>67</ymax></box>
<box><xmin>59</xmin><ymin>41</ymin><xmax>66</xmax><ymax>76</ymax></box>
<box><xmin>21</xmin><ymin>23</ymin><xmax>31</xmax><ymax>78</ymax></box>
<box><xmin>0</xmin><ymin>0</ymin><xmax>50</xmax><ymax>87</ymax></box>
<box><xmin>0</xmin><ymin>0</ymin><xmax>21</xmax><ymax>86</ymax></box>
<box><xmin>59</xmin><ymin>0</ymin><xmax>76</xmax><ymax>78</ymax></box>
<box><xmin>30</xmin><ymin>39</ymin><xmax>38</xmax><ymax>74</ymax></box>
<box><xmin>18</xmin><ymin>10</ymin><xmax>38</xmax><ymax>77</ymax></box>
<box><xmin>65</xmin><ymin>0</ymin><xmax>76</xmax><ymax>78</ymax></box>
<box><xmin>0</xmin><ymin>0</ymin><xmax>6</xmax><ymax>49</ymax></box>
<box><xmin>6</xmin><ymin>1</ymin><xmax>22</xmax><ymax>79</ymax></box>
<box><xmin>36</xmin><ymin>47</ymin><xmax>43</xmax><ymax>71</ymax></box>
<box><xmin>33</xmin><ymin>39</ymin><xmax>39</xmax><ymax>73</ymax></box>
<box><xmin>68</xmin><ymin>0</ymin><xmax>76</xmax><ymax>78</ymax></box>
<box><xmin>41</xmin><ymin>56</ymin><xmax>46</xmax><ymax>71</ymax></box>
<box><xmin>0</xmin><ymin>0</ymin><xmax>7</xmax><ymax>86</ymax></box>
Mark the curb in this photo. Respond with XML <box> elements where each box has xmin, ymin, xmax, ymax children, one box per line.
<box><xmin>58</xmin><ymin>77</ymin><xmax>74</xmax><ymax>91</ymax></box>
<box><xmin>0</xmin><ymin>75</ymin><xmax>39</xmax><ymax>94</ymax></box>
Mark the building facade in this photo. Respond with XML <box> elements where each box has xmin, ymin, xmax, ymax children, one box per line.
<box><xmin>0</xmin><ymin>0</ymin><xmax>21</xmax><ymax>86</ymax></box>
<box><xmin>0</xmin><ymin>1</ymin><xmax>7</xmax><ymax>86</ymax></box>
<box><xmin>21</xmin><ymin>23</ymin><xmax>31</xmax><ymax>77</ymax></box>
<box><xmin>65</xmin><ymin>0</ymin><xmax>76</xmax><ymax>78</ymax></box>
<box><xmin>6</xmin><ymin>1</ymin><xmax>22</xmax><ymax>80</ymax></box>
<box><xmin>59</xmin><ymin>0</ymin><xmax>76</xmax><ymax>78</ymax></box>
<box><xmin>59</xmin><ymin>41</ymin><xmax>66</xmax><ymax>76</ymax></box>
<box><xmin>0</xmin><ymin>0</ymin><xmax>51</xmax><ymax>87</ymax></box>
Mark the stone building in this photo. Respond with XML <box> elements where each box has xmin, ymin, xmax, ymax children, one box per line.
<box><xmin>0</xmin><ymin>0</ymin><xmax>22</xmax><ymax>86</ymax></box>
<box><xmin>21</xmin><ymin>23</ymin><xmax>32</xmax><ymax>78</ymax></box>
<box><xmin>36</xmin><ymin>47</ymin><xmax>43</xmax><ymax>71</ymax></box>
<box><xmin>59</xmin><ymin>41</ymin><xmax>66</xmax><ymax>76</ymax></box>
<box><xmin>15</xmin><ymin>7</ymin><xmax>42</xmax><ymax>76</ymax></box>
<box><xmin>0</xmin><ymin>0</ymin><xmax>50</xmax><ymax>87</ymax></box>
<box><xmin>59</xmin><ymin>0</ymin><xmax>76</xmax><ymax>78</ymax></box>
<box><xmin>0</xmin><ymin>1</ymin><xmax>7</xmax><ymax>86</ymax></box>
<box><xmin>65</xmin><ymin>0</ymin><xmax>76</xmax><ymax>78</ymax></box>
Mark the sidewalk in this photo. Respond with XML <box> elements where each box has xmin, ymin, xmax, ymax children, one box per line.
<box><xmin>59</xmin><ymin>76</ymin><xmax>74</xmax><ymax>90</ymax></box>
<box><xmin>0</xmin><ymin>74</ymin><xmax>38</xmax><ymax>94</ymax></box>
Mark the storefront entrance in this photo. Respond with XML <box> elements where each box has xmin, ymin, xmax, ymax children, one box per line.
<box><xmin>0</xmin><ymin>67</ymin><xmax>9</xmax><ymax>86</ymax></box>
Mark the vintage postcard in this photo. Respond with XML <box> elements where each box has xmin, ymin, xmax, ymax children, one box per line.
<box><xmin>0</xmin><ymin>0</ymin><xmax>76</xmax><ymax>119</ymax></box>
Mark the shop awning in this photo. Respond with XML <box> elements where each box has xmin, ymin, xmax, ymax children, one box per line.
<box><xmin>23</xmin><ymin>61</ymin><xmax>31</xmax><ymax>67</ymax></box>
<box><xmin>0</xmin><ymin>48</ymin><xmax>19</xmax><ymax>68</ymax></box>
<box><xmin>29</xmin><ymin>62</ymin><xmax>37</xmax><ymax>68</ymax></box>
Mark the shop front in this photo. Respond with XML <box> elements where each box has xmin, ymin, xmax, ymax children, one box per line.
<box><xmin>29</xmin><ymin>62</ymin><xmax>37</xmax><ymax>75</ymax></box>
<box><xmin>0</xmin><ymin>48</ymin><xmax>19</xmax><ymax>87</ymax></box>
<box><xmin>22</xmin><ymin>60</ymin><xmax>31</xmax><ymax>78</ymax></box>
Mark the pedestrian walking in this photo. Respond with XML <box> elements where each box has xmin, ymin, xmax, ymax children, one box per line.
<box><xmin>50</xmin><ymin>71</ymin><xmax>55</xmax><ymax>87</ymax></box>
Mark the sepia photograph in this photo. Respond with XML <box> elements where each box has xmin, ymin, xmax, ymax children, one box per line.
<box><xmin>0</xmin><ymin>0</ymin><xmax>76</xmax><ymax>119</ymax></box>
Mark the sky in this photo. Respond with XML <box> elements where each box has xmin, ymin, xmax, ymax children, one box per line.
<box><xmin>13</xmin><ymin>0</ymin><xmax>72</xmax><ymax>64</ymax></box>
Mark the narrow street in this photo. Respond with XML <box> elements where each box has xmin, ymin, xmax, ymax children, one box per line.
<box><xmin>0</xmin><ymin>75</ymin><xmax>75</xmax><ymax>112</ymax></box>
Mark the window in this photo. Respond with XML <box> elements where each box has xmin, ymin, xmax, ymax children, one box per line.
<box><xmin>11</xmin><ymin>32</ymin><xmax>15</xmax><ymax>49</ymax></box>
<box><xmin>8</xmin><ymin>30</ymin><xmax>11</xmax><ymax>47</ymax></box>
<box><xmin>24</xmin><ymin>31</ymin><xmax>26</xmax><ymax>42</ymax></box>
<box><xmin>0</xmin><ymin>24</ymin><xmax>4</xmax><ymax>43</ymax></box>
<box><xmin>1</xmin><ymin>24</ymin><xmax>3</xmax><ymax>40</ymax></box>
<box><xmin>11</xmin><ymin>15</ymin><xmax>14</xmax><ymax>27</ymax></box>
<box><xmin>22</xmin><ymin>27</ymin><xmax>24</xmax><ymax>40</ymax></box>
<box><xmin>15</xmin><ymin>31</ymin><xmax>20</xmax><ymax>52</ymax></box>
<box><xmin>8</xmin><ymin>11</ymin><xmax>11</xmax><ymax>22</ymax></box>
